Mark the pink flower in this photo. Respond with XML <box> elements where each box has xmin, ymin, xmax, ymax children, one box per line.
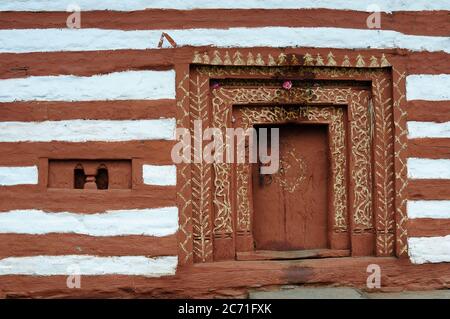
<box><xmin>282</xmin><ymin>80</ymin><xmax>293</xmax><ymax>90</ymax></box>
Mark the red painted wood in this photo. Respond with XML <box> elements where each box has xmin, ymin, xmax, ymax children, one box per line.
<box><xmin>252</xmin><ymin>124</ymin><xmax>329</xmax><ymax>250</ymax></box>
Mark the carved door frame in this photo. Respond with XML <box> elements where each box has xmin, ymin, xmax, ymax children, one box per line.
<box><xmin>233</xmin><ymin>104</ymin><xmax>348</xmax><ymax>255</ymax></box>
<box><xmin>175</xmin><ymin>50</ymin><xmax>408</xmax><ymax>265</ymax></box>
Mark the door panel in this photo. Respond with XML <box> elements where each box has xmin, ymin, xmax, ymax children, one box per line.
<box><xmin>252</xmin><ymin>124</ymin><xmax>329</xmax><ymax>250</ymax></box>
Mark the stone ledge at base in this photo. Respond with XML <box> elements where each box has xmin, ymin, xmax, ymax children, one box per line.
<box><xmin>249</xmin><ymin>286</ymin><xmax>450</xmax><ymax>299</ymax></box>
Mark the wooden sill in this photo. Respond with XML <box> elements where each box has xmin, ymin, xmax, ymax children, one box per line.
<box><xmin>236</xmin><ymin>249</ymin><xmax>350</xmax><ymax>261</ymax></box>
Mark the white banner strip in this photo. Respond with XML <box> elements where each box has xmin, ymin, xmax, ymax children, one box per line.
<box><xmin>408</xmin><ymin>121</ymin><xmax>450</xmax><ymax>139</ymax></box>
<box><xmin>0</xmin><ymin>0</ymin><xmax>448</xmax><ymax>12</ymax></box>
<box><xmin>0</xmin><ymin>119</ymin><xmax>176</xmax><ymax>142</ymax></box>
<box><xmin>0</xmin><ymin>208</ymin><xmax>179</xmax><ymax>236</ymax></box>
<box><xmin>408</xmin><ymin>235</ymin><xmax>450</xmax><ymax>264</ymax></box>
<box><xmin>0</xmin><ymin>255</ymin><xmax>177</xmax><ymax>276</ymax></box>
<box><xmin>0</xmin><ymin>166</ymin><xmax>38</xmax><ymax>186</ymax></box>
<box><xmin>0</xmin><ymin>71</ymin><xmax>175</xmax><ymax>102</ymax></box>
<box><xmin>407</xmin><ymin>200</ymin><xmax>450</xmax><ymax>219</ymax></box>
<box><xmin>143</xmin><ymin>165</ymin><xmax>176</xmax><ymax>186</ymax></box>
<box><xmin>0</xmin><ymin>28</ymin><xmax>448</xmax><ymax>53</ymax></box>
<box><xmin>406</xmin><ymin>74</ymin><xmax>450</xmax><ymax>101</ymax></box>
<box><xmin>408</xmin><ymin>158</ymin><xmax>450</xmax><ymax>179</ymax></box>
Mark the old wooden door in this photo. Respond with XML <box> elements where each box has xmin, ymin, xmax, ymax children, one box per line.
<box><xmin>252</xmin><ymin>124</ymin><xmax>329</xmax><ymax>251</ymax></box>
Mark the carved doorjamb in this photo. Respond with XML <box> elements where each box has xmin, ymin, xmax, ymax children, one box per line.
<box><xmin>176</xmin><ymin>61</ymin><xmax>407</xmax><ymax>265</ymax></box>
<box><xmin>233</xmin><ymin>104</ymin><xmax>347</xmax><ymax>253</ymax></box>
<box><xmin>211</xmin><ymin>86</ymin><xmax>373</xmax><ymax>259</ymax></box>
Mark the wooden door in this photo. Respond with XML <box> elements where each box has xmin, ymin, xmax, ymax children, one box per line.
<box><xmin>252</xmin><ymin>124</ymin><xmax>329</xmax><ymax>250</ymax></box>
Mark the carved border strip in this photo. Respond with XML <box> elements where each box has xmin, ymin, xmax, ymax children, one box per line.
<box><xmin>372</xmin><ymin>75</ymin><xmax>396</xmax><ymax>256</ymax></box>
<box><xmin>182</xmin><ymin>65</ymin><xmax>401</xmax><ymax>262</ymax></box>
<box><xmin>175</xmin><ymin>70</ymin><xmax>193</xmax><ymax>265</ymax></box>
<box><xmin>211</xmin><ymin>86</ymin><xmax>375</xmax><ymax>238</ymax></box>
<box><xmin>193</xmin><ymin>50</ymin><xmax>391</xmax><ymax>68</ymax></box>
<box><xmin>392</xmin><ymin>67</ymin><xmax>409</xmax><ymax>257</ymax></box>
<box><xmin>190</xmin><ymin>72</ymin><xmax>214</xmax><ymax>262</ymax></box>
<box><xmin>236</xmin><ymin>104</ymin><xmax>347</xmax><ymax>232</ymax></box>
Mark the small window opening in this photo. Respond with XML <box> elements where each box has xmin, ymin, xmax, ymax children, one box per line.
<box><xmin>95</xmin><ymin>164</ymin><xmax>109</xmax><ymax>190</ymax></box>
<box><xmin>74</xmin><ymin>164</ymin><xmax>86</xmax><ymax>189</ymax></box>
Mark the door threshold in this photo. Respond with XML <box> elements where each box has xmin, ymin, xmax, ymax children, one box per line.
<box><xmin>236</xmin><ymin>249</ymin><xmax>350</xmax><ymax>261</ymax></box>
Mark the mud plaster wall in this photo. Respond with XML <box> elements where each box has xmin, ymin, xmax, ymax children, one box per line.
<box><xmin>0</xmin><ymin>2</ymin><xmax>449</xmax><ymax>297</ymax></box>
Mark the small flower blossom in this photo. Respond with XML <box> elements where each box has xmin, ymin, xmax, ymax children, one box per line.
<box><xmin>282</xmin><ymin>80</ymin><xmax>293</xmax><ymax>90</ymax></box>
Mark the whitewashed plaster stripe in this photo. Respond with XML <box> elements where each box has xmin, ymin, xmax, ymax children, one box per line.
<box><xmin>407</xmin><ymin>200</ymin><xmax>450</xmax><ymax>219</ymax></box>
<box><xmin>0</xmin><ymin>208</ymin><xmax>179</xmax><ymax>236</ymax></box>
<box><xmin>0</xmin><ymin>255</ymin><xmax>177</xmax><ymax>276</ymax></box>
<box><xmin>0</xmin><ymin>0</ymin><xmax>448</xmax><ymax>12</ymax></box>
<box><xmin>0</xmin><ymin>166</ymin><xmax>38</xmax><ymax>186</ymax></box>
<box><xmin>143</xmin><ymin>165</ymin><xmax>176</xmax><ymax>186</ymax></box>
<box><xmin>406</xmin><ymin>74</ymin><xmax>450</xmax><ymax>101</ymax></box>
<box><xmin>0</xmin><ymin>28</ymin><xmax>448</xmax><ymax>53</ymax></box>
<box><xmin>408</xmin><ymin>158</ymin><xmax>450</xmax><ymax>179</ymax></box>
<box><xmin>0</xmin><ymin>119</ymin><xmax>176</xmax><ymax>142</ymax></box>
<box><xmin>408</xmin><ymin>121</ymin><xmax>450</xmax><ymax>139</ymax></box>
<box><xmin>408</xmin><ymin>235</ymin><xmax>450</xmax><ymax>264</ymax></box>
<box><xmin>0</xmin><ymin>71</ymin><xmax>175</xmax><ymax>102</ymax></box>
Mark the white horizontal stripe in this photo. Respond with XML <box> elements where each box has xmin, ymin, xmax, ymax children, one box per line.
<box><xmin>0</xmin><ymin>255</ymin><xmax>177</xmax><ymax>276</ymax></box>
<box><xmin>0</xmin><ymin>208</ymin><xmax>179</xmax><ymax>236</ymax></box>
<box><xmin>407</xmin><ymin>200</ymin><xmax>450</xmax><ymax>219</ymax></box>
<box><xmin>408</xmin><ymin>158</ymin><xmax>450</xmax><ymax>179</ymax></box>
<box><xmin>406</xmin><ymin>74</ymin><xmax>450</xmax><ymax>101</ymax></box>
<box><xmin>0</xmin><ymin>166</ymin><xmax>38</xmax><ymax>186</ymax></box>
<box><xmin>0</xmin><ymin>71</ymin><xmax>175</xmax><ymax>102</ymax></box>
<box><xmin>143</xmin><ymin>165</ymin><xmax>176</xmax><ymax>186</ymax></box>
<box><xmin>408</xmin><ymin>235</ymin><xmax>450</xmax><ymax>264</ymax></box>
<box><xmin>0</xmin><ymin>28</ymin><xmax>448</xmax><ymax>53</ymax></box>
<box><xmin>0</xmin><ymin>119</ymin><xmax>175</xmax><ymax>142</ymax></box>
<box><xmin>0</xmin><ymin>0</ymin><xmax>448</xmax><ymax>12</ymax></box>
<box><xmin>408</xmin><ymin>121</ymin><xmax>450</xmax><ymax>138</ymax></box>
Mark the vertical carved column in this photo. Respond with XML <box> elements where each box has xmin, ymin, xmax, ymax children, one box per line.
<box><xmin>372</xmin><ymin>74</ymin><xmax>396</xmax><ymax>256</ymax></box>
<box><xmin>235</xmin><ymin>114</ymin><xmax>255</xmax><ymax>252</ymax></box>
<box><xmin>176</xmin><ymin>66</ymin><xmax>194</xmax><ymax>265</ymax></box>
<box><xmin>392</xmin><ymin>67</ymin><xmax>409</xmax><ymax>257</ymax></box>
<box><xmin>211</xmin><ymin>88</ymin><xmax>235</xmax><ymax>260</ymax></box>
<box><xmin>348</xmin><ymin>90</ymin><xmax>375</xmax><ymax>256</ymax></box>
<box><xmin>190</xmin><ymin>71</ymin><xmax>214</xmax><ymax>263</ymax></box>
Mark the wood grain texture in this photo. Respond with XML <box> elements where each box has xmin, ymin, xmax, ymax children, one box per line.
<box><xmin>0</xmin><ymin>100</ymin><xmax>176</xmax><ymax>122</ymax></box>
<box><xmin>0</xmin><ymin>9</ymin><xmax>448</xmax><ymax>36</ymax></box>
<box><xmin>0</xmin><ymin>188</ymin><xmax>176</xmax><ymax>213</ymax></box>
<box><xmin>0</xmin><ymin>234</ymin><xmax>178</xmax><ymax>258</ymax></box>
<box><xmin>407</xmin><ymin>219</ymin><xmax>450</xmax><ymax>237</ymax></box>
<box><xmin>407</xmin><ymin>101</ymin><xmax>450</xmax><ymax>123</ymax></box>
<box><xmin>408</xmin><ymin>179</ymin><xmax>450</xmax><ymax>200</ymax></box>
<box><xmin>408</xmin><ymin>139</ymin><xmax>450</xmax><ymax>159</ymax></box>
<box><xmin>0</xmin><ymin>141</ymin><xmax>175</xmax><ymax>166</ymax></box>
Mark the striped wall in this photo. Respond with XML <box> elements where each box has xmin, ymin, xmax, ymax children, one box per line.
<box><xmin>406</xmin><ymin>73</ymin><xmax>450</xmax><ymax>264</ymax></box>
<box><xmin>0</xmin><ymin>1</ymin><xmax>448</xmax><ymax>282</ymax></box>
<box><xmin>0</xmin><ymin>9</ymin><xmax>179</xmax><ymax>276</ymax></box>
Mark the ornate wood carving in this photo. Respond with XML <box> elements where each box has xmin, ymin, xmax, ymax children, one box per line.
<box><xmin>236</xmin><ymin>104</ymin><xmax>348</xmax><ymax>233</ymax></box>
<box><xmin>175</xmin><ymin>70</ymin><xmax>193</xmax><ymax>265</ymax></box>
<box><xmin>192</xmin><ymin>50</ymin><xmax>390</xmax><ymax>69</ymax></box>
<box><xmin>179</xmin><ymin>63</ymin><xmax>403</xmax><ymax>263</ymax></box>
<box><xmin>190</xmin><ymin>73</ymin><xmax>214</xmax><ymax>262</ymax></box>
<box><xmin>392</xmin><ymin>67</ymin><xmax>409</xmax><ymax>257</ymax></box>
